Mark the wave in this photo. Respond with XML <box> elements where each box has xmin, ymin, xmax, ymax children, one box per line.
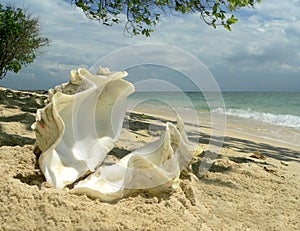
<box><xmin>213</xmin><ymin>108</ymin><xmax>300</xmax><ymax>129</ymax></box>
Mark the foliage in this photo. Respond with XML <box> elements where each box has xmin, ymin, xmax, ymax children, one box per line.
<box><xmin>0</xmin><ymin>4</ymin><xmax>49</xmax><ymax>79</ymax></box>
<box><xmin>72</xmin><ymin>0</ymin><xmax>261</xmax><ymax>37</ymax></box>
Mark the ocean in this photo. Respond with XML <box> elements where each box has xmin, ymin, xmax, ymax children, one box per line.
<box><xmin>128</xmin><ymin>92</ymin><xmax>300</xmax><ymax>149</ymax></box>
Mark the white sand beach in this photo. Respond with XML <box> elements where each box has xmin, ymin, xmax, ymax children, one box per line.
<box><xmin>0</xmin><ymin>87</ymin><xmax>299</xmax><ymax>231</ymax></box>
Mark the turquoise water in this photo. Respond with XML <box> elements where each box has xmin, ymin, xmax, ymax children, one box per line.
<box><xmin>128</xmin><ymin>92</ymin><xmax>300</xmax><ymax>129</ymax></box>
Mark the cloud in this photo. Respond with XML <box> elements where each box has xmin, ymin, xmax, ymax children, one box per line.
<box><xmin>255</xmin><ymin>0</ymin><xmax>300</xmax><ymax>21</ymax></box>
<box><xmin>139</xmin><ymin>1</ymin><xmax>300</xmax><ymax>77</ymax></box>
<box><xmin>1</xmin><ymin>0</ymin><xmax>299</xmax><ymax>91</ymax></box>
<box><xmin>1</xmin><ymin>0</ymin><xmax>130</xmax><ymax>89</ymax></box>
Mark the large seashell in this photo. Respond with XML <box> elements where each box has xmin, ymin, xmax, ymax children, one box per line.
<box><xmin>32</xmin><ymin>67</ymin><xmax>135</xmax><ymax>188</ymax></box>
<box><xmin>32</xmin><ymin>66</ymin><xmax>203</xmax><ymax>202</ymax></box>
<box><xmin>70</xmin><ymin>116</ymin><xmax>202</xmax><ymax>202</ymax></box>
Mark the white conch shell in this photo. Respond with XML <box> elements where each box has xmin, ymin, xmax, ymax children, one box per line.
<box><xmin>70</xmin><ymin>116</ymin><xmax>202</xmax><ymax>202</ymax></box>
<box><xmin>32</xmin><ymin>67</ymin><xmax>135</xmax><ymax>189</ymax></box>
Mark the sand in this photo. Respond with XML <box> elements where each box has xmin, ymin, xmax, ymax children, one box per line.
<box><xmin>0</xmin><ymin>87</ymin><xmax>299</xmax><ymax>231</ymax></box>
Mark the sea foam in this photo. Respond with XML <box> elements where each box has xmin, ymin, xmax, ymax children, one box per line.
<box><xmin>213</xmin><ymin>108</ymin><xmax>300</xmax><ymax>129</ymax></box>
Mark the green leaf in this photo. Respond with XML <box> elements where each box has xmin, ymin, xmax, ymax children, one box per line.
<box><xmin>227</xmin><ymin>15</ymin><xmax>238</xmax><ymax>25</ymax></box>
<box><xmin>223</xmin><ymin>24</ymin><xmax>231</xmax><ymax>31</ymax></box>
<box><xmin>212</xmin><ymin>3</ymin><xmax>220</xmax><ymax>13</ymax></box>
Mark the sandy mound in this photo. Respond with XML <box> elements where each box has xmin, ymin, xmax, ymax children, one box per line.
<box><xmin>0</xmin><ymin>88</ymin><xmax>299</xmax><ymax>230</ymax></box>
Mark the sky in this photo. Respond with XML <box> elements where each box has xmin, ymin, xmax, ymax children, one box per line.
<box><xmin>0</xmin><ymin>0</ymin><xmax>300</xmax><ymax>91</ymax></box>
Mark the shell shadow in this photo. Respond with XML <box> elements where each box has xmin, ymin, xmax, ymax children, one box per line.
<box><xmin>0</xmin><ymin>127</ymin><xmax>35</xmax><ymax>146</ymax></box>
<box><xmin>14</xmin><ymin>172</ymin><xmax>46</xmax><ymax>189</ymax></box>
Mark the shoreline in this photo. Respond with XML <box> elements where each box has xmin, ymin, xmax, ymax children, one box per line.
<box><xmin>128</xmin><ymin>109</ymin><xmax>300</xmax><ymax>178</ymax></box>
<box><xmin>126</xmin><ymin>109</ymin><xmax>300</xmax><ymax>182</ymax></box>
<box><xmin>129</xmin><ymin>107</ymin><xmax>300</xmax><ymax>152</ymax></box>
